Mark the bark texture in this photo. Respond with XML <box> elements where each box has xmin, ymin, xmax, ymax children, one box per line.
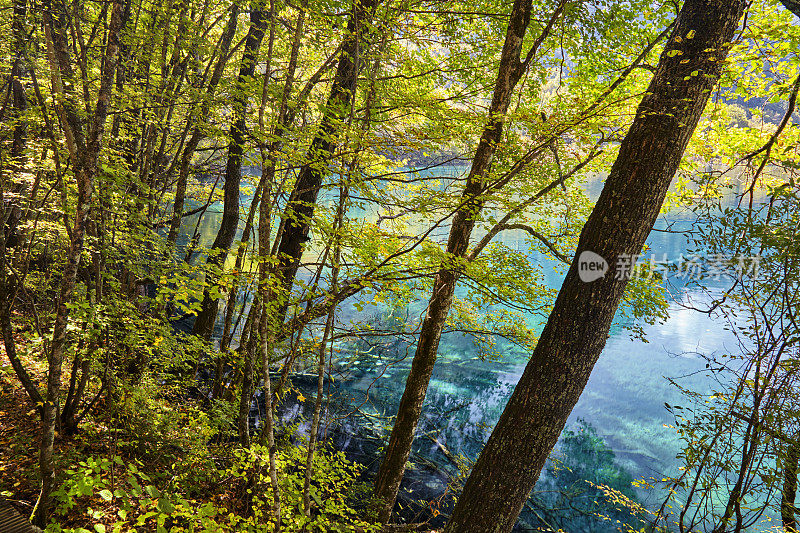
<box><xmin>782</xmin><ymin>441</ymin><xmax>800</xmax><ymax>533</ymax></box>
<box><xmin>193</xmin><ymin>5</ymin><xmax>269</xmax><ymax>339</ymax></box>
<box><xmin>779</xmin><ymin>0</ymin><xmax>800</xmax><ymax>18</ymax></box>
<box><xmin>443</xmin><ymin>2</ymin><xmax>745</xmax><ymax>531</ymax></box>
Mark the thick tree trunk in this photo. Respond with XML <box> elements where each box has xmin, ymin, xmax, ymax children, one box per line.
<box><xmin>443</xmin><ymin>2</ymin><xmax>745</xmax><ymax>531</ymax></box>
<box><xmin>370</xmin><ymin>0</ymin><xmax>566</xmax><ymax>521</ymax></box>
<box><xmin>272</xmin><ymin>0</ymin><xmax>378</xmax><ymax>318</ymax></box>
<box><xmin>779</xmin><ymin>0</ymin><xmax>800</xmax><ymax>18</ymax></box>
<box><xmin>34</xmin><ymin>0</ymin><xmax>126</xmax><ymax>526</ymax></box>
<box><xmin>192</xmin><ymin>5</ymin><xmax>269</xmax><ymax>339</ymax></box>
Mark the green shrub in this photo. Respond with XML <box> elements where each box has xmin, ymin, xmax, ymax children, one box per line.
<box><xmin>45</xmin><ymin>441</ymin><xmax>377</xmax><ymax>532</ymax></box>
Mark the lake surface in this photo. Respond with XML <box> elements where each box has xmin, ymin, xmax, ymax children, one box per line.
<box><xmin>177</xmin><ymin>168</ymin><xmax>748</xmax><ymax>529</ymax></box>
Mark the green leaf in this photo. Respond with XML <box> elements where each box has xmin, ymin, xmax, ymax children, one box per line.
<box><xmin>99</xmin><ymin>489</ymin><xmax>113</xmax><ymax>501</ymax></box>
<box><xmin>311</xmin><ymin>489</ymin><xmax>323</xmax><ymax>508</ymax></box>
<box><xmin>157</xmin><ymin>496</ymin><xmax>175</xmax><ymax>515</ymax></box>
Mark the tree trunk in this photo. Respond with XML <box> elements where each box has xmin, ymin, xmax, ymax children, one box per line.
<box><xmin>0</xmin><ymin>0</ymin><xmax>42</xmax><ymax>414</ymax></box>
<box><xmin>237</xmin><ymin>302</ymin><xmax>261</xmax><ymax>447</ymax></box>
<box><xmin>371</xmin><ymin>0</ymin><xmax>565</xmax><ymax>521</ymax></box>
<box><xmin>192</xmin><ymin>4</ymin><xmax>269</xmax><ymax>339</ymax></box>
<box><xmin>271</xmin><ymin>0</ymin><xmax>378</xmax><ymax>319</ymax></box>
<box><xmin>443</xmin><ymin>2</ymin><xmax>745</xmax><ymax>531</ymax></box>
<box><xmin>8</xmin><ymin>0</ymin><xmax>28</xmax><ymax>219</ymax></box>
<box><xmin>34</xmin><ymin>0</ymin><xmax>126</xmax><ymax>526</ymax></box>
<box><xmin>166</xmin><ymin>2</ymin><xmax>240</xmax><ymax>245</ymax></box>
<box><xmin>0</xmin><ymin>303</ymin><xmax>43</xmax><ymax>410</ymax></box>
<box><xmin>783</xmin><ymin>440</ymin><xmax>800</xmax><ymax>533</ymax></box>
<box><xmin>779</xmin><ymin>0</ymin><xmax>800</xmax><ymax>19</ymax></box>
<box><xmin>258</xmin><ymin>100</ymin><xmax>281</xmax><ymax>529</ymax></box>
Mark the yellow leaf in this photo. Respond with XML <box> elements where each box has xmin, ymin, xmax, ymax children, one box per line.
<box><xmin>297</xmin><ymin>393</ymin><xmax>305</xmax><ymax>402</ymax></box>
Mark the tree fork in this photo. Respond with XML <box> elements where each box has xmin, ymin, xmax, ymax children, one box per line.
<box><xmin>34</xmin><ymin>0</ymin><xmax>127</xmax><ymax>525</ymax></box>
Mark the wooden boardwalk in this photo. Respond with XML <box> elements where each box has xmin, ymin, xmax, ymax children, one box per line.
<box><xmin>0</xmin><ymin>498</ymin><xmax>39</xmax><ymax>533</ymax></box>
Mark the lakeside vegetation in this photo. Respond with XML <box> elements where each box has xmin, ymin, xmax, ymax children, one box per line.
<box><xmin>2</xmin><ymin>0</ymin><xmax>800</xmax><ymax>531</ymax></box>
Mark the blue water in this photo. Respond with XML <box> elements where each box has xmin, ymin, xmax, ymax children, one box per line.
<box><xmin>324</xmin><ymin>215</ymin><xmax>734</xmax><ymax>470</ymax></box>
<box><xmin>177</xmin><ymin>167</ymin><xmax>746</xmax><ymax>527</ymax></box>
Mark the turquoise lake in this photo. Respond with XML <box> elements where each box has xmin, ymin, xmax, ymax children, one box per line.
<box><xmin>177</xmin><ymin>167</ymin><xmax>749</xmax><ymax>528</ymax></box>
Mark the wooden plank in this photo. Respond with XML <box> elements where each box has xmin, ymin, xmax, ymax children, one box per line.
<box><xmin>0</xmin><ymin>498</ymin><xmax>39</xmax><ymax>533</ymax></box>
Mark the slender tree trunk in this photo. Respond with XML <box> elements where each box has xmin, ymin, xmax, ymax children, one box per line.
<box><xmin>371</xmin><ymin>0</ymin><xmax>565</xmax><ymax>521</ymax></box>
<box><xmin>166</xmin><ymin>2</ymin><xmax>239</xmax><ymax>245</ymax></box>
<box><xmin>0</xmin><ymin>304</ymin><xmax>43</xmax><ymax>409</ymax></box>
<box><xmin>0</xmin><ymin>0</ymin><xmax>42</xmax><ymax>414</ymax></box>
<box><xmin>214</xmin><ymin>181</ymin><xmax>261</xmax><ymax>399</ymax></box>
<box><xmin>302</xmin><ymin>183</ymin><xmax>345</xmax><ymax>516</ymax></box>
<box><xmin>192</xmin><ymin>4</ymin><xmax>269</xmax><ymax>339</ymax></box>
<box><xmin>237</xmin><ymin>302</ymin><xmax>261</xmax><ymax>447</ymax></box>
<box><xmin>272</xmin><ymin>0</ymin><xmax>378</xmax><ymax>319</ymax></box>
<box><xmin>258</xmin><ymin>112</ymin><xmax>281</xmax><ymax>531</ymax></box>
<box><xmin>1</xmin><ymin>0</ymin><xmax>29</xmax><ymax>263</ymax></box>
<box><xmin>61</xmin><ymin>278</ymin><xmax>97</xmax><ymax>435</ymax></box>
<box><xmin>9</xmin><ymin>0</ymin><xmax>28</xmax><ymax>209</ymax></box>
<box><xmin>34</xmin><ymin>0</ymin><xmax>126</xmax><ymax>525</ymax></box>
<box><xmin>443</xmin><ymin>2</ymin><xmax>745</xmax><ymax>531</ymax></box>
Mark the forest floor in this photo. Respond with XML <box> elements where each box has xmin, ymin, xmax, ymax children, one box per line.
<box><xmin>0</xmin><ymin>344</ymin><xmax>442</xmax><ymax>532</ymax></box>
<box><xmin>0</xmin><ymin>358</ymin><xmax>42</xmax><ymax>521</ymax></box>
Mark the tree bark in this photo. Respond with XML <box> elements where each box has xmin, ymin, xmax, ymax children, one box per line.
<box><xmin>258</xmin><ymin>82</ymin><xmax>281</xmax><ymax>526</ymax></box>
<box><xmin>271</xmin><ymin>0</ymin><xmax>378</xmax><ymax>318</ymax></box>
<box><xmin>34</xmin><ymin>0</ymin><xmax>126</xmax><ymax>526</ymax></box>
<box><xmin>443</xmin><ymin>2</ymin><xmax>745</xmax><ymax>531</ymax></box>
<box><xmin>192</xmin><ymin>4</ymin><xmax>269</xmax><ymax>339</ymax></box>
<box><xmin>370</xmin><ymin>0</ymin><xmax>565</xmax><ymax>521</ymax></box>
<box><xmin>783</xmin><ymin>440</ymin><xmax>800</xmax><ymax>533</ymax></box>
<box><xmin>779</xmin><ymin>0</ymin><xmax>800</xmax><ymax>19</ymax></box>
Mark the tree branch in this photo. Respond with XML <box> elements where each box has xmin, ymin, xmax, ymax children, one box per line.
<box><xmin>495</xmin><ymin>223</ymin><xmax>570</xmax><ymax>264</ymax></box>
